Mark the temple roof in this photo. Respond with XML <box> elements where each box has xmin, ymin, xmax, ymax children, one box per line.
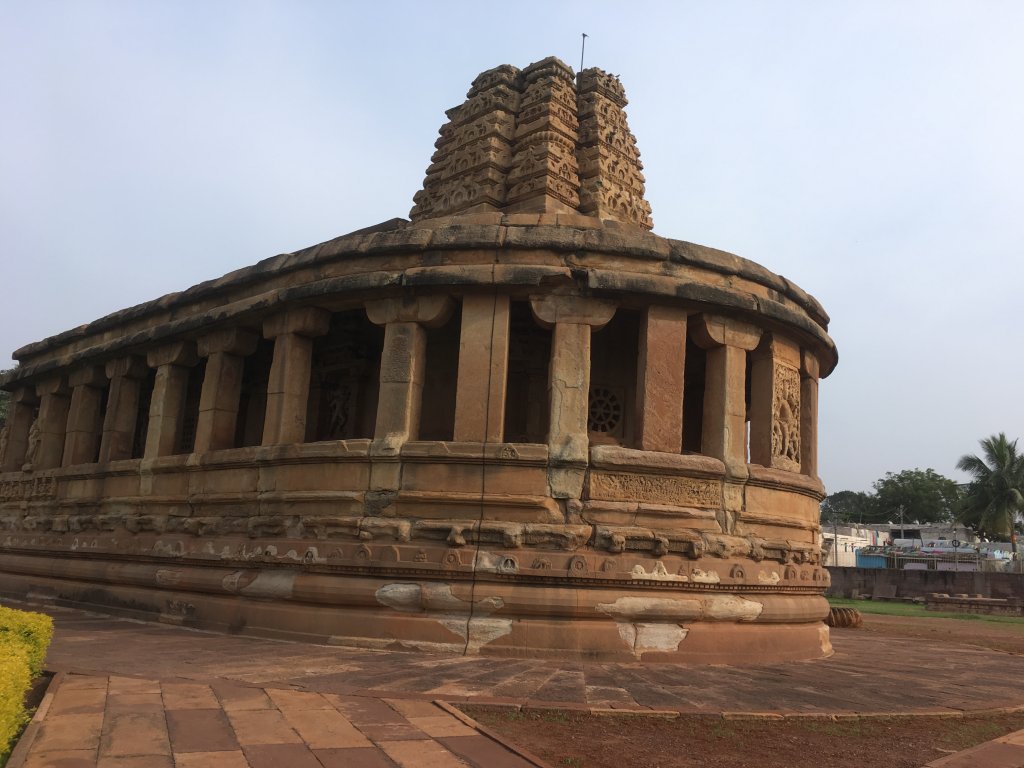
<box><xmin>410</xmin><ymin>56</ymin><xmax>653</xmax><ymax>229</ymax></box>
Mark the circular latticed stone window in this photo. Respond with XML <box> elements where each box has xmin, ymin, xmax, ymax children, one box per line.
<box><xmin>588</xmin><ymin>386</ymin><xmax>622</xmax><ymax>434</ymax></box>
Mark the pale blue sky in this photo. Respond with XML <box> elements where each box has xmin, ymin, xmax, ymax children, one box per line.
<box><xmin>2</xmin><ymin>1</ymin><xmax>1022</xmax><ymax>492</ymax></box>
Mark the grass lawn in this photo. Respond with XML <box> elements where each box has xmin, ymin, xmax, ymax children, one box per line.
<box><xmin>828</xmin><ymin>596</ymin><xmax>1024</xmax><ymax>625</ymax></box>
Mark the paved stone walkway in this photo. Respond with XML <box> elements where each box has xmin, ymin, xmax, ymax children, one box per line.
<box><xmin>10</xmin><ymin>602</ymin><xmax>1024</xmax><ymax>767</ymax></box>
<box><xmin>16</xmin><ymin>671</ymin><xmax>535</xmax><ymax>768</ymax></box>
<box><xmin>34</xmin><ymin>606</ymin><xmax>1024</xmax><ymax>714</ymax></box>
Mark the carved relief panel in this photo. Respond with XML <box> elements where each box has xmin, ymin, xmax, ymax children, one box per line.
<box><xmin>771</xmin><ymin>364</ymin><xmax>801</xmax><ymax>471</ymax></box>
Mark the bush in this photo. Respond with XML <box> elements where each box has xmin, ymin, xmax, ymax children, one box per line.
<box><xmin>0</xmin><ymin>636</ymin><xmax>31</xmax><ymax>762</ymax></box>
<box><xmin>0</xmin><ymin>607</ymin><xmax>53</xmax><ymax>679</ymax></box>
<box><xmin>0</xmin><ymin>607</ymin><xmax>53</xmax><ymax>763</ymax></box>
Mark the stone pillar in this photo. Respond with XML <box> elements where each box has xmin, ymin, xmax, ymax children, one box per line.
<box><xmin>800</xmin><ymin>350</ymin><xmax>820</xmax><ymax>479</ymax></box>
<box><xmin>367</xmin><ymin>297</ymin><xmax>454</xmax><ymax>446</ymax></box>
<box><xmin>635</xmin><ymin>306</ymin><xmax>687</xmax><ymax>453</ymax></box>
<box><xmin>194</xmin><ymin>328</ymin><xmax>259</xmax><ymax>453</ymax></box>
<box><xmin>749</xmin><ymin>334</ymin><xmax>802</xmax><ymax>472</ymax></box>
<box><xmin>63</xmin><ymin>366</ymin><xmax>107</xmax><ymax>467</ymax></box>
<box><xmin>1</xmin><ymin>388</ymin><xmax>39</xmax><ymax>472</ymax></box>
<box><xmin>99</xmin><ymin>356</ymin><xmax>148</xmax><ymax>463</ymax></box>
<box><xmin>692</xmin><ymin>315</ymin><xmax>761</xmax><ymax>476</ymax></box>
<box><xmin>366</xmin><ymin>296</ymin><xmax>455</xmax><ymax>490</ymax></box>
<box><xmin>33</xmin><ymin>377</ymin><xmax>71</xmax><ymax>470</ymax></box>
<box><xmin>453</xmin><ymin>294</ymin><xmax>511</xmax><ymax>443</ymax></box>
<box><xmin>144</xmin><ymin>342</ymin><xmax>198</xmax><ymax>459</ymax></box>
<box><xmin>261</xmin><ymin>308</ymin><xmax>331</xmax><ymax>447</ymax></box>
<box><xmin>530</xmin><ymin>294</ymin><xmax>616</xmax><ymax>498</ymax></box>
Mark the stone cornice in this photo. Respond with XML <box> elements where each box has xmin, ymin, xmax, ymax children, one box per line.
<box><xmin>5</xmin><ymin>220</ymin><xmax>837</xmax><ymax>389</ymax></box>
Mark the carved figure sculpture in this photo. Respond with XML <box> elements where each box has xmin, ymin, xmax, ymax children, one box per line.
<box><xmin>24</xmin><ymin>418</ymin><xmax>40</xmax><ymax>467</ymax></box>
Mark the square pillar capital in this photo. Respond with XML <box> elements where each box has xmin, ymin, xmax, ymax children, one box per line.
<box><xmin>692</xmin><ymin>314</ymin><xmax>761</xmax><ymax>351</ymax></box>
<box><xmin>365</xmin><ymin>296</ymin><xmax>454</xmax><ymax>328</ymax></box>
<box><xmin>69</xmin><ymin>365</ymin><xmax>107</xmax><ymax>389</ymax></box>
<box><xmin>147</xmin><ymin>342</ymin><xmax>198</xmax><ymax>369</ymax></box>
<box><xmin>12</xmin><ymin>386</ymin><xmax>40</xmax><ymax>406</ymax></box>
<box><xmin>263</xmin><ymin>307</ymin><xmax>332</xmax><ymax>339</ymax></box>
<box><xmin>752</xmin><ymin>333</ymin><xmax>801</xmax><ymax>366</ymax></box>
<box><xmin>529</xmin><ymin>294</ymin><xmax>615</xmax><ymax>329</ymax></box>
<box><xmin>198</xmin><ymin>328</ymin><xmax>260</xmax><ymax>358</ymax></box>
<box><xmin>801</xmin><ymin>349</ymin><xmax>821</xmax><ymax>379</ymax></box>
<box><xmin>105</xmin><ymin>356</ymin><xmax>148</xmax><ymax>380</ymax></box>
<box><xmin>35</xmin><ymin>376</ymin><xmax>69</xmax><ymax>398</ymax></box>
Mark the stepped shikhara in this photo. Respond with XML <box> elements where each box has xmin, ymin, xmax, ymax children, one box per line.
<box><xmin>411</xmin><ymin>58</ymin><xmax>653</xmax><ymax>228</ymax></box>
<box><xmin>0</xmin><ymin>57</ymin><xmax>838</xmax><ymax>664</ymax></box>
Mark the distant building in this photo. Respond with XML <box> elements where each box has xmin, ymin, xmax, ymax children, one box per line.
<box><xmin>822</xmin><ymin>522</ymin><xmax>1014</xmax><ymax>571</ymax></box>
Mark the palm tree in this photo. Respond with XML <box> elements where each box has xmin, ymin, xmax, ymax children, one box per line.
<box><xmin>956</xmin><ymin>433</ymin><xmax>1024</xmax><ymax>561</ymax></box>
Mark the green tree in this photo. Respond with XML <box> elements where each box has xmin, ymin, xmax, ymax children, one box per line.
<box><xmin>871</xmin><ymin>468</ymin><xmax>961</xmax><ymax>524</ymax></box>
<box><xmin>820</xmin><ymin>490</ymin><xmax>875</xmax><ymax>523</ymax></box>
<box><xmin>956</xmin><ymin>433</ymin><xmax>1024</xmax><ymax>557</ymax></box>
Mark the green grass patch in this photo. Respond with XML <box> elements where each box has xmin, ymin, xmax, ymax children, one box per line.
<box><xmin>828</xmin><ymin>597</ymin><xmax>1024</xmax><ymax>626</ymax></box>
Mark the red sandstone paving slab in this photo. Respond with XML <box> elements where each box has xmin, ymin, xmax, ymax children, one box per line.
<box><xmin>264</xmin><ymin>688</ymin><xmax>335</xmax><ymax>711</ymax></box>
<box><xmin>224</xmin><ymin>709</ymin><xmax>303</xmax><ymax>746</ymax></box>
<box><xmin>106</xmin><ymin>677</ymin><xmax>161</xmax><ymax>695</ymax></box>
<box><xmin>377</xmin><ymin>739</ymin><xmax>471</xmax><ymax>767</ymax></box>
<box><xmin>105</xmin><ymin>693</ymin><xmax>164</xmax><ymax>713</ymax></box>
<box><xmin>402</xmin><ymin>716</ymin><xmax>477</xmax><ymax>739</ymax></box>
<box><xmin>313</xmin><ymin>747</ymin><xmax>402</xmax><ymax>768</ymax></box>
<box><xmin>165</xmin><ymin>709</ymin><xmax>239</xmax><ymax>753</ymax></box>
<box><xmin>485</xmin><ymin>668</ymin><xmax>566</xmax><ymax>700</ymax></box>
<box><xmin>386</xmin><ymin>700</ymin><xmax>449</xmax><ymax>719</ymax></box>
<box><xmin>99</xmin><ymin>710</ymin><xmax>171</xmax><ymax>757</ymax></box>
<box><xmin>160</xmin><ymin>682</ymin><xmax>220</xmax><ymax>709</ymax></box>
<box><xmin>96</xmin><ymin>757</ymin><xmax>173</xmax><ymax>768</ymax></box>
<box><xmin>1003</xmin><ymin>730</ymin><xmax>1024</xmax><ymax>746</ymax></box>
<box><xmin>242</xmin><ymin>743</ymin><xmax>324</xmax><ymax>768</ymax></box>
<box><xmin>174</xmin><ymin>751</ymin><xmax>250</xmax><ymax>768</ymax></box>
<box><xmin>210</xmin><ymin>681</ymin><xmax>274</xmax><ymax>711</ymax></box>
<box><xmin>279</xmin><ymin>708</ymin><xmax>375</xmax><ymax>749</ymax></box>
<box><xmin>583</xmin><ymin>685</ymin><xmax>640</xmax><ymax>706</ymax></box>
<box><xmin>285</xmin><ymin>672</ymin><xmax>375</xmax><ymax>691</ymax></box>
<box><xmin>323</xmin><ymin>695</ymin><xmax>414</xmax><ymax>724</ymax></box>
<box><xmin>354</xmin><ymin>723</ymin><xmax>432</xmax><ymax>742</ymax></box>
<box><xmin>437</xmin><ymin>735</ymin><xmax>540</xmax><ymax>768</ymax></box>
<box><xmin>23</xmin><ymin>750</ymin><xmax>97</xmax><ymax>768</ymax></box>
<box><xmin>59</xmin><ymin>674</ymin><xmax>109</xmax><ymax>690</ymax></box>
<box><xmin>48</xmin><ymin>686</ymin><xmax>108</xmax><ymax>716</ymax></box>
<box><xmin>926</xmin><ymin>741</ymin><xmax>1024</xmax><ymax>767</ymax></box>
<box><xmin>32</xmin><ymin>713</ymin><xmax>104</xmax><ymax>752</ymax></box>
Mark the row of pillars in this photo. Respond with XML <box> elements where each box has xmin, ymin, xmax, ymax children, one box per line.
<box><xmin>1</xmin><ymin>294</ymin><xmax>819</xmax><ymax>482</ymax></box>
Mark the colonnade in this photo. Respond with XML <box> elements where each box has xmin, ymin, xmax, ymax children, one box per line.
<box><xmin>0</xmin><ymin>293</ymin><xmax>820</xmax><ymax>484</ymax></box>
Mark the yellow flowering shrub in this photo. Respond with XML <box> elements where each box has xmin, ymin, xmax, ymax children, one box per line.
<box><xmin>0</xmin><ymin>607</ymin><xmax>53</xmax><ymax>763</ymax></box>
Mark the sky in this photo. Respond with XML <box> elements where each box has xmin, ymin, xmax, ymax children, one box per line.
<box><xmin>2</xmin><ymin>1</ymin><xmax>1022</xmax><ymax>493</ymax></box>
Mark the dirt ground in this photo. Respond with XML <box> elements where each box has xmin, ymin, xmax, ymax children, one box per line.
<box><xmin>860</xmin><ymin>611</ymin><xmax>1024</xmax><ymax>655</ymax></box>
<box><xmin>462</xmin><ymin>614</ymin><xmax>1024</xmax><ymax>768</ymax></box>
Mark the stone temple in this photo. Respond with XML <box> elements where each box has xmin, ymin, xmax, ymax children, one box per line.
<box><xmin>0</xmin><ymin>57</ymin><xmax>837</xmax><ymax>662</ymax></box>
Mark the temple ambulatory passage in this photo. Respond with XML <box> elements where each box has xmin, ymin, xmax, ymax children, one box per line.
<box><xmin>0</xmin><ymin>57</ymin><xmax>837</xmax><ymax>663</ymax></box>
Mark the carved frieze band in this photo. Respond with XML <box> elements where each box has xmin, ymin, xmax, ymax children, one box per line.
<box><xmin>587</xmin><ymin>472</ymin><xmax>721</xmax><ymax>508</ymax></box>
<box><xmin>0</xmin><ymin>477</ymin><xmax>56</xmax><ymax>502</ymax></box>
